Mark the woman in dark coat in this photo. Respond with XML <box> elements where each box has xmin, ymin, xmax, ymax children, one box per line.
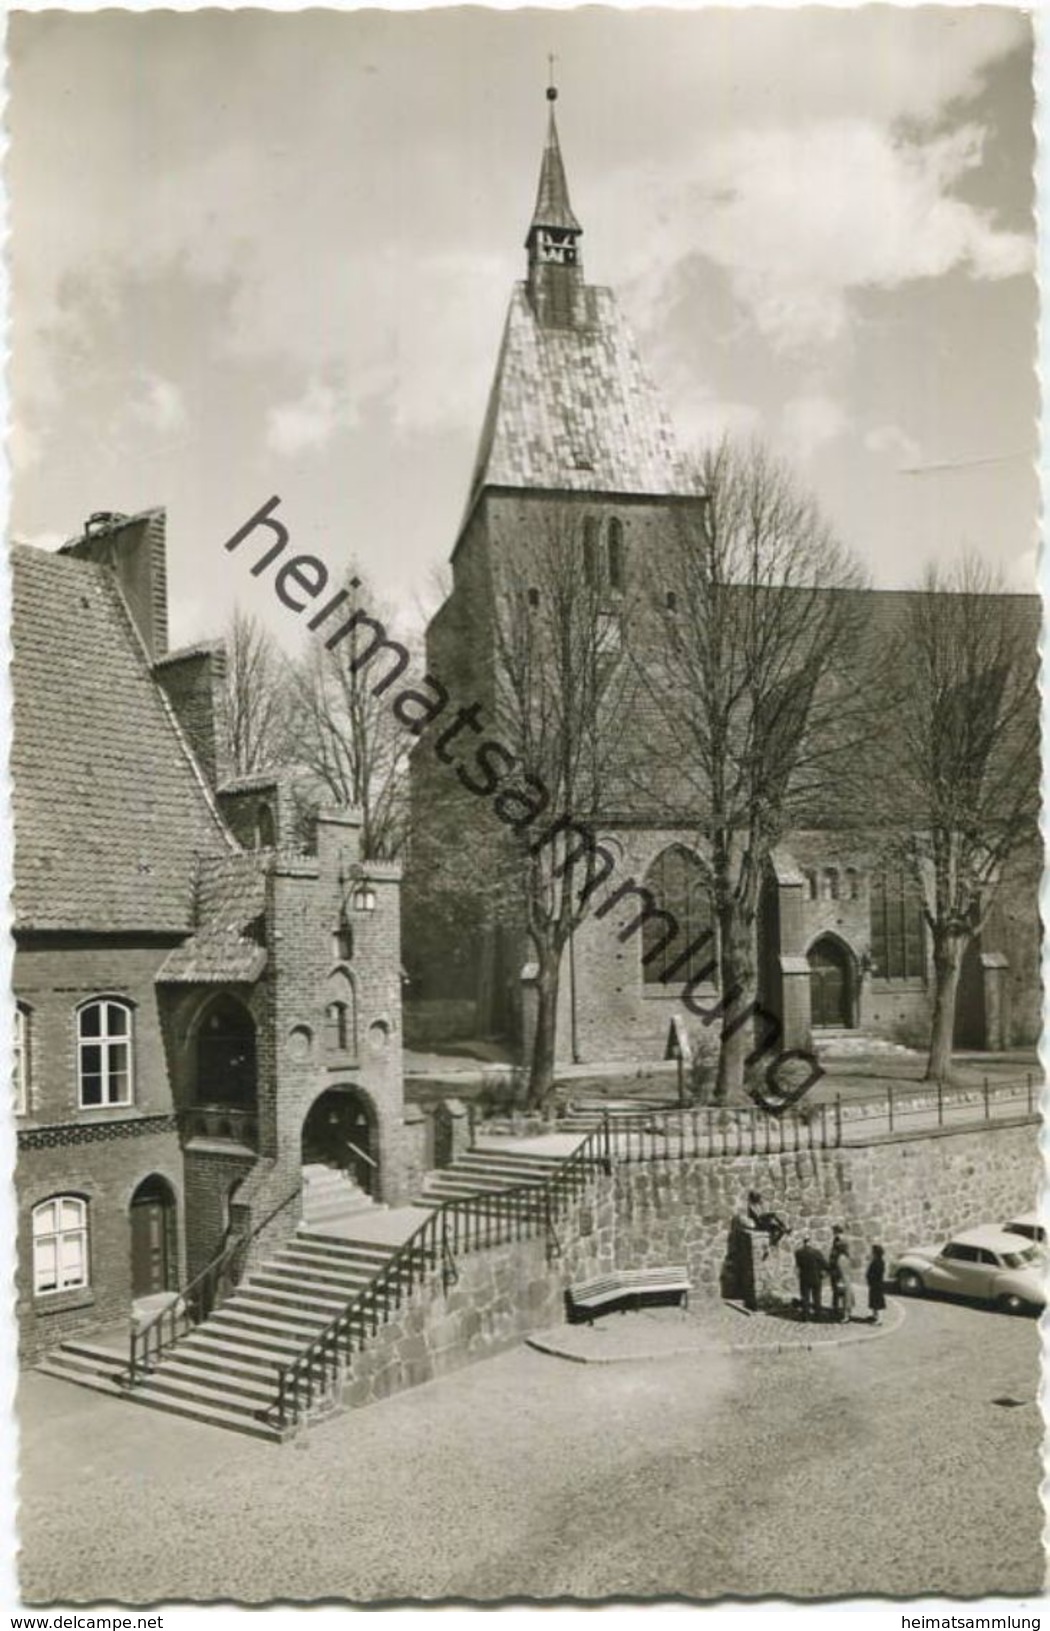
<box><xmin>866</xmin><ymin>1244</ymin><xmax>887</xmax><ymax>1325</ymax></box>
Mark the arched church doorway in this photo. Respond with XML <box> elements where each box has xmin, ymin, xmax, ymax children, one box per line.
<box><xmin>809</xmin><ymin>937</ymin><xmax>853</xmax><ymax>1029</ymax></box>
<box><xmin>129</xmin><ymin>1175</ymin><xmax>177</xmax><ymax>1299</ymax></box>
<box><xmin>301</xmin><ymin>1087</ymin><xmax>377</xmax><ymax>1195</ymax></box>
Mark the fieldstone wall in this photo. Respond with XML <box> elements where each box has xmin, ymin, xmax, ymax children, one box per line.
<box><xmin>337</xmin><ymin>1182</ymin><xmax>616</xmax><ymax>1410</ymax></box>
<box><xmin>334</xmin><ymin>1119</ymin><xmax>1038</xmax><ymax>1416</ymax></box>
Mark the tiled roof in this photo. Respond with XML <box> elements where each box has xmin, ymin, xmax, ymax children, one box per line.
<box><xmin>465</xmin><ymin>285</ymin><xmax>698</xmax><ymax>513</ymax></box>
<box><xmin>12</xmin><ymin>545</ymin><xmax>234</xmax><ymax>933</ymax></box>
<box><xmin>156</xmin><ymin>854</ymin><xmax>268</xmax><ymax>984</ymax></box>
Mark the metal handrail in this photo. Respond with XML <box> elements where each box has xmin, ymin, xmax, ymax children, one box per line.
<box><xmin>344</xmin><ymin>1137</ymin><xmax>378</xmax><ymax>1171</ymax></box>
<box><xmin>126</xmin><ymin>1178</ymin><xmax>303</xmax><ymax>1387</ymax></box>
<box><xmin>269</xmin><ymin>1119</ymin><xmax>611</xmax><ymax>1432</ymax></box>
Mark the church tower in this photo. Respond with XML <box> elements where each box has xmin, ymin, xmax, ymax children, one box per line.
<box><xmin>408</xmin><ymin>81</ymin><xmax>703</xmax><ymax>1050</ymax></box>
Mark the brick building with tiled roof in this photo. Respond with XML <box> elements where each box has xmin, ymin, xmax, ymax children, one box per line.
<box><xmin>406</xmin><ymin>89</ymin><xmax>1040</xmax><ymax>1071</ymax></box>
<box><xmin>13</xmin><ymin>513</ymin><xmax>409</xmax><ymax>1364</ymax></box>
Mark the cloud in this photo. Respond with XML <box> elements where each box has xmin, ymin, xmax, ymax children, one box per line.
<box><xmin>667</xmin><ymin>121</ymin><xmax>1033</xmax><ymax>352</ymax></box>
<box><xmin>672</xmin><ymin>393</ymin><xmax>763</xmax><ymax>456</ymax></box>
<box><xmin>266</xmin><ymin>380</ymin><xmax>347</xmax><ymax>457</ymax></box>
<box><xmin>128</xmin><ymin>373</ymin><xmax>187</xmax><ymax>432</ymax></box>
<box><xmin>780</xmin><ymin>395</ymin><xmax>849</xmax><ymax>461</ymax></box>
<box><xmin>865</xmin><ymin>423</ymin><xmax>923</xmax><ymax>466</ymax></box>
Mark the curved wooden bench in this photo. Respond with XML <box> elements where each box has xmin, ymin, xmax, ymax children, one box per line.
<box><xmin>567</xmin><ymin>1265</ymin><xmax>691</xmax><ymax>1324</ymax></box>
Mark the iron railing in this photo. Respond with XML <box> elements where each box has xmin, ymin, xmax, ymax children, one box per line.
<box><xmin>125</xmin><ymin>1179</ymin><xmax>302</xmax><ymax>1386</ymax></box>
<box><xmin>268</xmin><ymin>1119</ymin><xmax>612</xmax><ymax>1432</ymax></box>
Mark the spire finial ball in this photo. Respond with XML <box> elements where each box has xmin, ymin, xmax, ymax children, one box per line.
<box><xmin>546</xmin><ymin>85</ymin><xmax>557</xmax><ymax>101</ymax></box>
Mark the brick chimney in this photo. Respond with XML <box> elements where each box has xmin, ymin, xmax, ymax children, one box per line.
<box><xmin>154</xmin><ymin>642</ymin><xmax>231</xmax><ymax>791</ymax></box>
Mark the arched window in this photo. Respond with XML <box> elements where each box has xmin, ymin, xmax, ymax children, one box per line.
<box><xmin>325</xmin><ymin>970</ymin><xmax>357</xmax><ymax>1057</ymax></box>
<box><xmin>582</xmin><ymin>516</ymin><xmax>600</xmax><ymax>586</ymax></box>
<box><xmin>607</xmin><ymin>518</ymin><xmax>625</xmax><ymax>591</ymax></box>
<box><xmin>13</xmin><ymin>1004</ymin><xmax>29</xmax><ymax>1116</ymax></box>
<box><xmin>195</xmin><ymin>996</ymin><xmax>257</xmax><ymax>1106</ymax></box>
<box><xmin>332</xmin><ymin>923</ymin><xmax>353</xmax><ymax>962</ymax></box>
<box><xmin>845</xmin><ymin>867</ymin><xmax>860</xmax><ymax>901</ymax></box>
<box><xmin>78</xmin><ymin>999</ymin><xmax>133</xmax><ymax>1108</ymax></box>
<box><xmin>641</xmin><ymin>846</ymin><xmax>714</xmax><ymax>986</ymax></box>
<box><xmin>870</xmin><ymin>868</ymin><xmax>925</xmax><ymax>981</ymax></box>
<box><xmin>823</xmin><ymin>868</ymin><xmax>839</xmax><ymax>902</ymax></box>
<box><xmin>804</xmin><ymin>871</ymin><xmax>818</xmax><ymax>901</ymax></box>
<box><xmin>33</xmin><ymin>1196</ymin><xmax>88</xmax><ymax>1295</ymax></box>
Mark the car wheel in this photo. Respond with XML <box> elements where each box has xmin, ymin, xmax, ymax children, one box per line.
<box><xmin>996</xmin><ymin>1293</ymin><xmax>1029</xmax><ymax>1315</ymax></box>
<box><xmin>896</xmin><ymin>1268</ymin><xmax>924</xmax><ymax>1295</ymax></box>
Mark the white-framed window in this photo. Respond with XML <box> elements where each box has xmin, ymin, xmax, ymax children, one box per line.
<box><xmin>77</xmin><ymin>999</ymin><xmax>133</xmax><ymax>1108</ymax></box>
<box><xmin>13</xmin><ymin>1004</ymin><xmax>29</xmax><ymax>1116</ymax></box>
<box><xmin>32</xmin><ymin>1196</ymin><xmax>89</xmax><ymax>1295</ymax></box>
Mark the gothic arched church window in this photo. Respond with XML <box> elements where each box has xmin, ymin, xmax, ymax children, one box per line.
<box><xmin>641</xmin><ymin>845</ymin><xmax>713</xmax><ymax>986</ymax></box>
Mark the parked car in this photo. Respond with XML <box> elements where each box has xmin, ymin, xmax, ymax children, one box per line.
<box><xmin>1002</xmin><ymin>1211</ymin><xmax>1046</xmax><ymax>1248</ymax></box>
<box><xmin>894</xmin><ymin>1226</ymin><xmax>1045</xmax><ymax>1314</ymax></box>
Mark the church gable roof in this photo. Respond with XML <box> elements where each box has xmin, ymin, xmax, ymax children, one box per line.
<box><xmin>465</xmin><ymin>284</ymin><xmax>698</xmax><ymax>512</ymax></box>
<box><xmin>12</xmin><ymin>544</ymin><xmax>235</xmax><ymax>934</ymax></box>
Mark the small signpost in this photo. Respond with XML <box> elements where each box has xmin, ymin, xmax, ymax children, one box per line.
<box><xmin>665</xmin><ymin>1016</ymin><xmax>693</xmax><ymax>1107</ymax></box>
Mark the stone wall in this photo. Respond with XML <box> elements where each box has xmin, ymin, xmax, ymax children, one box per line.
<box><xmin>610</xmin><ymin>1119</ymin><xmax>1041</xmax><ymax>1301</ymax></box>
<box><xmin>333</xmin><ymin>1118</ymin><xmax>1039</xmax><ymax>1417</ymax></box>
<box><xmin>337</xmin><ymin>1182</ymin><xmax>615</xmax><ymax>1410</ymax></box>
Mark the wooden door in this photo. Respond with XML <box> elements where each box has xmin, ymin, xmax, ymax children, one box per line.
<box><xmin>809</xmin><ymin>941</ymin><xmax>849</xmax><ymax>1028</ymax></box>
<box><xmin>130</xmin><ymin>1197</ymin><xmax>170</xmax><ymax>1298</ymax></box>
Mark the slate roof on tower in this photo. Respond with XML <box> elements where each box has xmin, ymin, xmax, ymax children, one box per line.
<box><xmin>461</xmin><ymin>86</ymin><xmax>700</xmax><ymax>523</ymax></box>
<box><xmin>12</xmin><ymin>543</ymin><xmax>234</xmax><ymax>933</ymax></box>
<box><xmin>464</xmin><ymin>285</ymin><xmax>698</xmax><ymax>511</ymax></box>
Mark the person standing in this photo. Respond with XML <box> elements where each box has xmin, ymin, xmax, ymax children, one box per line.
<box><xmin>829</xmin><ymin>1226</ymin><xmax>854</xmax><ymax>1322</ymax></box>
<box><xmin>866</xmin><ymin>1244</ymin><xmax>887</xmax><ymax>1325</ymax></box>
<box><xmin>794</xmin><ymin>1236</ymin><xmax>829</xmax><ymax>1321</ymax></box>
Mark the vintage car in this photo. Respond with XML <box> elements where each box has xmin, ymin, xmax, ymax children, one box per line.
<box><xmin>893</xmin><ymin>1225</ymin><xmax>1045</xmax><ymax>1315</ymax></box>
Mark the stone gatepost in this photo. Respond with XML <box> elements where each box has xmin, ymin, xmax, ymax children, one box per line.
<box><xmin>434</xmin><ymin>1098</ymin><xmax>471</xmax><ymax>1169</ymax></box>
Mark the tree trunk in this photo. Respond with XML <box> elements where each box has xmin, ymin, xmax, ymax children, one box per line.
<box><xmin>714</xmin><ymin>906</ymin><xmax>757</xmax><ymax>1102</ymax></box>
<box><xmin>925</xmin><ymin>936</ymin><xmax>964</xmax><ymax>1084</ymax></box>
<box><xmin>527</xmin><ymin>948</ymin><xmax>561</xmax><ymax>1108</ymax></box>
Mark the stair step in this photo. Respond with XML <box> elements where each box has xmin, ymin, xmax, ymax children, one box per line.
<box><xmin>206</xmin><ymin>1313</ymin><xmax>322</xmax><ymax>1354</ymax></box>
<box><xmin>236</xmin><ymin>1285</ymin><xmax>347</xmax><ymax>1320</ymax></box>
<box><xmin>295</xmin><ymin>1233</ymin><xmax>394</xmax><ymax>1263</ymax></box>
<box><xmin>265</xmin><ymin>1252</ymin><xmax>378</xmax><ymax>1284</ymax></box>
<box><xmin>218</xmin><ymin>1301</ymin><xmax>331</xmax><ymax>1336</ymax></box>
<box><xmin>140</xmin><ymin>1361</ymin><xmax>276</xmax><ymax>1413</ymax></box>
<box><xmin>36</xmin><ymin>1355</ymin><xmax>127</xmax><ymax>1397</ymax></box>
<box><xmin>126</xmin><ymin>1386</ymin><xmax>281</xmax><ymax>1442</ymax></box>
<box><xmin>250</xmin><ymin>1268</ymin><xmax>364</xmax><ymax>1301</ymax></box>
<box><xmin>172</xmin><ymin>1334</ymin><xmax>285</xmax><ymax>1384</ymax></box>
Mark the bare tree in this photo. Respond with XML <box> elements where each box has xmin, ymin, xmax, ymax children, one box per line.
<box><xmin>286</xmin><ymin>569</ymin><xmax>412</xmax><ymax>860</ymax></box>
<box><xmin>647</xmin><ymin>437</ymin><xmax>869</xmax><ymax>1099</ymax></box>
<box><xmin>488</xmin><ymin>508</ymin><xmax>639</xmax><ymax>1104</ymax></box>
<box><xmin>882</xmin><ymin>558</ymin><xmax>1039</xmax><ymax>1083</ymax></box>
<box><xmin>224</xmin><ymin>609</ymin><xmax>292</xmax><ymax>776</ymax></box>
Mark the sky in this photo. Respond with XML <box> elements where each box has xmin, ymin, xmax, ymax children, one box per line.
<box><xmin>8</xmin><ymin>7</ymin><xmax>1039</xmax><ymax>651</ymax></box>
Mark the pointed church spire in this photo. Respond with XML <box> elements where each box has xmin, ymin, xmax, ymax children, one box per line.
<box><xmin>525</xmin><ymin>78</ymin><xmax>586</xmax><ymax>327</ymax></box>
<box><xmin>527</xmin><ymin>81</ymin><xmax>582</xmax><ymax>240</ymax></box>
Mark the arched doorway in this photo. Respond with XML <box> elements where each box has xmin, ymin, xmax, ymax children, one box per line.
<box><xmin>195</xmin><ymin>994</ymin><xmax>257</xmax><ymax>1106</ymax></box>
<box><xmin>301</xmin><ymin>1088</ymin><xmax>377</xmax><ymax>1195</ymax></box>
<box><xmin>809</xmin><ymin>937</ymin><xmax>853</xmax><ymax>1029</ymax></box>
<box><xmin>129</xmin><ymin>1175</ymin><xmax>177</xmax><ymax>1299</ymax></box>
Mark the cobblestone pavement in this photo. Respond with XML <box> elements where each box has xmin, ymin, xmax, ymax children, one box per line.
<box><xmin>527</xmin><ymin>1293</ymin><xmax>905</xmax><ymax>1362</ymax></box>
<box><xmin>18</xmin><ymin>1296</ymin><xmax>1041</xmax><ymax>1604</ymax></box>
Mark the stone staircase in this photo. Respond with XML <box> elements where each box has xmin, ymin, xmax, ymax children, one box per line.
<box><xmin>301</xmin><ymin>1161</ymin><xmax>377</xmax><ymax>1234</ymax></box>
<box><xmin>36</xmin><ymin>1336</ymin><xmax>130</xmax><ymax>1398</ymax></box>
<box><xmin>414</xmin><ymin>1145</ymin><xmax>565</xmax><ymax>1204</ymax></box>
<box><xmin>38</xmin><ymin>1142</ymin><xmax>585</xmax><ymax>1440</ymax></box>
